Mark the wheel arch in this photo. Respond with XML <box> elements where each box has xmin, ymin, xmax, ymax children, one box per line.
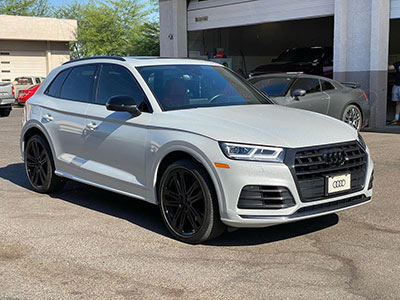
<box><xmin>21</xmin><ymin>122</ymin><xmax>56</xmax><ymax>163</ymax></box>
<box><xmin>152</xmin><ymin>145</ymin><xmax>227</xmax><ymax>217</ymax></box>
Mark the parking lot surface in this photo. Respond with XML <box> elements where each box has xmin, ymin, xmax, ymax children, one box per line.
<box><xmin>1</xmin><ymin>107</ymin><xmax>400</xmax><ymax>299</ymax></box>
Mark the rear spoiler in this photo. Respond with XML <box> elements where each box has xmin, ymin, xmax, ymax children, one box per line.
<box><xmin>341</xmin><ymin>82</ymin><xmax>361</xmax><ymax>89</ymax></box>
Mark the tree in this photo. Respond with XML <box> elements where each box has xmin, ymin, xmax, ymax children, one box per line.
<box><xmin>54</xmin><ymin>0</ymin><xmax>160</xmax><ymax>59</ymax></box>
<box><xmin>0</xmin><ymin>0</ymin><xmax>51</xmax><ymax>17</ymax></box>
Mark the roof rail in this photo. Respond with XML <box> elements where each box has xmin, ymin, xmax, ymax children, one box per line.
<box><xmin>63</xmin><ymin>56</ymin><xmax>126</xmax><ymax>65</ymax></box>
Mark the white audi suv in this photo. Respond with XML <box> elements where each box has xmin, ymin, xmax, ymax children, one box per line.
<box><xmin>20</xmin><ymin>57</ymin><xmax>374</xmax><ymax>243</ymax></box>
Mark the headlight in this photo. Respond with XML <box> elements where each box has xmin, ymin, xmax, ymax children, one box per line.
<box><xmin>219</xmin><ymin>142</ymin><xmax>285</xmax><ymax>162</ymax></box>
<box><xmin>358</xmin><ymin>133</ymin><xmax>367</xmax><ymax>150</ymax></box>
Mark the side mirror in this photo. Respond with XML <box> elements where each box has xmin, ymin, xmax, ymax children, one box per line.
<box><xmin>291</xmin><ymin>89</ymin><xmax>306</xmax><ymax>100</ymax></box>
<box><xmin>106</xmin><ymin>95</ymin><xmax>141</xmax><ymax>117</ymax></box>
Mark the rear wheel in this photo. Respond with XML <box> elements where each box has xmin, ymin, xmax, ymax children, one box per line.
<box><xmin>158</xmin><ymin>159</ymin><xmax>225</xmax><ymax>244</ymax></box>
<box><xmin>24</xmin><ymin>134</ymin><xmax>65</xmax><ymax>193</ymax></box>
<box><xmin>0</xmin><ymin>107</ymin><xmax>11</xmax><ymax>117</ymax></box>
<box><xmin>342</xmin><ymin>104</ymin><xmax>362</xmax><ymax>131</ymax></box>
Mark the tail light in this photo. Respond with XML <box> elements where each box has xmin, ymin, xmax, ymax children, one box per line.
<box><xmin>11</xmin><ymin>86</ymin><xmax>14</xmax><ymax>95</ymax></box>
<box><xmin>363</xmin><ymin>92</ymin><xmax>368</xmax><ymax>102</ymax></box>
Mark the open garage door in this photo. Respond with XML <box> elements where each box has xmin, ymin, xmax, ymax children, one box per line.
<box><xmin>188</xmin><ymin>0</ymin><xmax>334</xmax><ymax>31</ymax></box>
<box><xmin>0</xmin><ymin>50</ymin><xmax>47</xmax><ymax>82</ymax></box>
<box><xmin>188</xmin><ymin>16</ymin><xmax>334</xmax><ymax>78</ymax></box>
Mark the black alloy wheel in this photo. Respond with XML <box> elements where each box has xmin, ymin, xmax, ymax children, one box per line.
<box><xmin>159</xmin><ymin>159</ymin><xmax>225</xmax><ymax>244</ymax></box>
<box><xmin>25</xmin><ymin>134</ymin><xmax>65</xmax><ymax>193</ymax></box>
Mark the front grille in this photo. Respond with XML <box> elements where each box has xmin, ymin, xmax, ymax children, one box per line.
<box><xmin>286</xmin><ymin>141</ymin><xmax>367</xmax><ymax>202</ymax></box>
<box><xmin>238</xmin><ymin>185</ymin><xmax>295</xmax><ymax>209</ymax></box>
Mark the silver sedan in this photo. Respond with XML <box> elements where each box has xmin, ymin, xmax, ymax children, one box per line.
<box><xmin>248</xmin><ymin>73</ymin><xmax>370</xmax><ymax>130</ymax></box>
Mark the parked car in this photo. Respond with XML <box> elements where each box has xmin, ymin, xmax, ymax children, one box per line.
<box><xmin>250</xmin><ymin>46</ymin><xmax>333</xmax><ymax>78</ymax></box>
<box><xmin>0</xmin><ymin>82</ymin><xmax>14</xmax><ymax>117</ymax></box>
<box><xmin>21</xmin><ymin>57</ymin><xmax>373</xmax><ymax>244</ymax></box>
<box><xmin>13</xmin><ymin>76</ymin><xmax>45</xmax><ymax>99</ymax></box>
<box><xmin>248</xmin><ymin>73</ymin><xmax>369</xmax><ymax>131</ymax></box>
<box><xmin>17</xmin><ymin>84</ymin><xmax>40</xmax><ymax>105</ymax></box>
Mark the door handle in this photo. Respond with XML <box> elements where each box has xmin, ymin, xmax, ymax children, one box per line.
<box><xmin>86</xmin><ymin>121</ymin><xmax>98</xmax><ymax>131</ymax></box>
<box><xmin>43</xmin><ymin>113</ymin><xmax>54</xmax><ymax>122</ymax></box>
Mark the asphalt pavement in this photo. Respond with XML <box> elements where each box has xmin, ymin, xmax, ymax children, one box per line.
<box><xmin>1</xmin><ymin>107</ymin><xmax>399</xmax><ymax>299</ymax></box>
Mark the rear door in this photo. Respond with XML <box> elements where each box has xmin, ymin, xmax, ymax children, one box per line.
<box><xmin>286</xmin><ymin>77</ymin><xmax>330</xmax><ymax>114</ymax></box>
<box><xmin>82</xmin><ymin>63</ymin><xmax>152</xmax><ymax>198</ymax></box>
<box><xmin>41</xmin><ymin>64</ymin><xmax>98</xmax><ymax>178</ymax></box>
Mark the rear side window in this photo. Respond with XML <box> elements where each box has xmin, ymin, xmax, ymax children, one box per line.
<box><xmin>291</xmin><ymin>78</ymin><xmax>321</xmax><ymax>94</ymax></box>
<box><xmin>46</xmin><ymin>69</ymin><xmax>69</xmax><ymax>97</ymax></box>
<box><xmin>321</xmin><ymin>80</ymin><xmax>335</xmax><ymax>91</ymax></box>
<box><xmin>60</xmin><ymin>65</ymin><xmax>97</xmax><ymax>102</ymax></box>
<box><xmin>96</xmin><ymin>64</ymin><xmax>150</xmax><ymax>112</ymax></box>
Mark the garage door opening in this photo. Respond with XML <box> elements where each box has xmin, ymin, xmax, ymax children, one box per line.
<box><xmin>388</xmin><ymin>18</ymin><xmax>400</xmax><ymax>123</ymax></box>
<box><xmin>187</xmin><ymin>16</ymin><xmax>334</xmax><ymax>78</ymax></box>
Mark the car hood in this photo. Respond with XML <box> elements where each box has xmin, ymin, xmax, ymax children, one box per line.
<box><xmin>152</xmin><ymin>105</ymin><xmax>357</xmax><ymax>148</ymax></box>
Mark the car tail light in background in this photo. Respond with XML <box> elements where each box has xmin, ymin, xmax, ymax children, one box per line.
<box><xmin>363</xmin><ymin>92</ymin><xmax>368</xmax><ymax>102</ymax></box>
<box><xmin>11</xmin><ymin>86</ymin><xmax>14</xmax><ymax>96</ymax></box>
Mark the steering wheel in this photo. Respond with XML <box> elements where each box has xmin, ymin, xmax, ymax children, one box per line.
<box><xmin>208</xmin><ymin>94</ymin><xmax>225</xmax><ymax>103</ymax></box>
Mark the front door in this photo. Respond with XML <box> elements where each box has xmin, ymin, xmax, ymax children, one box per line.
<box><xmin>82</xmin><ymin>63</ymin><xmax>152</xmax><ymax>198</ymax></box>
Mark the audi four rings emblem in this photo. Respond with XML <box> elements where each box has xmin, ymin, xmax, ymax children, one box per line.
<box><xmin>321</xmin><ymin>148</ymin><xmax>349</xmax><ymax>166</ymax></box>
<box><xmin>332</xmin><ymin>179</ymin><xmax>347</xmax><ymax>188</ymax></box>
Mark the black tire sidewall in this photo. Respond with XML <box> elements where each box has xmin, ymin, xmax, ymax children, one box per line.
<box><xmin>24</xmin><ymin>135</ymin><xmax>57</xmax><ymax>193</ymax></box>
<box><xmin>158</xmin><ymin>159</ymin><xmax>220</xmax><ymax>244</ymax></box>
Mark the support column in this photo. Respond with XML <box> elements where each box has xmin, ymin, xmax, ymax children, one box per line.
<box><xmin>334</xmin><ymin>0</ymin><xmax>390</xmax><ymax>128</ymax></box>
<box><xmin>159</xmin><ymin>0</ymin><xmax>187</xmax><ymax>57</ymax></box>
<box><xmin>46</xmin><ymin>41</ymin><xmax>52</xmax><ymax>75</ymax></box>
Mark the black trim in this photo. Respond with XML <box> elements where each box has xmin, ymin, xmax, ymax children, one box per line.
<box><xmin>240</xmin><ymin>195</ymin><xmax>371</xmax><ymax>219</ymax></box>
<box><xmin>284</xmin><ymin>140</ymin><xmax>367</xmax><ymax>203</ymax></box>
<box><xmin>63</xmin><ymin>56</ymin><xmax>126</xmax><ymax>65</ymax></box>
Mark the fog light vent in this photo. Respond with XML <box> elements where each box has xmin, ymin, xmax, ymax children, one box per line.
<box><xmin>368</xmin><ymin>171</ymin><xmax>374</xmax><ymax>190</ymax></box>
<box><xmin>238</xmin><ymin>185</ymin><xmax>295</xmax><ymax>209</ymax></box>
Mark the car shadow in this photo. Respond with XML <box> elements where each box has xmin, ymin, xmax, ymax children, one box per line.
<box><xmin>0</xmin><ymin>163</ymin><xmax>339</xmax><ymax>246</ymax></box>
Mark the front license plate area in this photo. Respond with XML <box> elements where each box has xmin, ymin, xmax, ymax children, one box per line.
<box><xmin>327</xmin><ymin>173</ymin><xmax>351</xmax><ymax>195</ymax></box>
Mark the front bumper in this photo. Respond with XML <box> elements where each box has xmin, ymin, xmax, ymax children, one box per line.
<box><xmin>215</xmin><ymin>146</ymin><xmax>373</xmax><ymax>228</ymax></box>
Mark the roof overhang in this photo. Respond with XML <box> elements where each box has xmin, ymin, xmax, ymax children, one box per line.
<box><xmin>0</xmin><ymin>15</ymin><xmax>77</xmax><ymax>42</ymax></box>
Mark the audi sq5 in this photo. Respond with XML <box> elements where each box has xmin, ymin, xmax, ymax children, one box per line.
<box><xmin>20</xmin><ymin>57</ymin><xmax>374</xmax><ymax>243</ymax></box>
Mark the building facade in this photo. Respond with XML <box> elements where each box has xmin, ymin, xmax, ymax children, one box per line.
<box><xmin>0</xmin><ymin>15</ymin><xmax>77</xmax><ymax>83</ymax></box>
<box><xmin>159</xmin><ymin>0</ymin><xmax>400</xmax><ymax>128</ymax></box>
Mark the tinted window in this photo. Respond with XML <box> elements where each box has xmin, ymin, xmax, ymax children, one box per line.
<box><xmin>137</xmin><ymin>65</ymin><xmax>271</xmax><ymax>111</ymax></box>
<box><xmin>251</xmin><ymin>77</ymin><xmax>294</xmax><ymax>97</ymax></box>
<box><xmin>60</xmin><ymin>65</ymin><xmax>97</xmax><ymax>102</ymax></box>
<box><xmin>321</xmin><ymin>80</ymin><xmax>335</xmax><ymax>91</ymax></box>
<box><xmin>275</xmin><ymin>48</ymin><xmax>324</xmax><ymax>63</ymax></box>
<box><xmin>96</xmin><ymin>64</ymin><xmax>150</xmax><ymax>111</ymax></box>
<box><xmin>291</xmin><ymin>78</ymin><xmax>321</xmax><ymax>94</ymax></box>
<box><xmin>46</xmin><ymin>69</ymin><xmax>69</xmax><ymax>97</ymax></box>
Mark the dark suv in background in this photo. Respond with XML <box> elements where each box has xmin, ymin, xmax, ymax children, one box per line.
<box><xmin>250</xmin><ymin>46</ymin><xmax>333</xmax><ymax>78</ymax></box>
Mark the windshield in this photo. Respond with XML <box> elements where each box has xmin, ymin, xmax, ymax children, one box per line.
<box><xmin>275</xmin><ymin>48</ymin><xmax>324</xmax><ymax>63</ymax></box>
<box><xmin>137</xmin><ymin>65</ymin><xmax>271</xmax><ymax>111</ymax></box>
<box><xmin>250</xmin><ymin>77</ymin><xmax>294</xmax><ymax>97</ymax></box>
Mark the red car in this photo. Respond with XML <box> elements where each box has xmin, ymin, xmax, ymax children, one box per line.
<box><xmin>17</xmin><ymin>84</ymin><xmax>40</xmax><ymax>105</ymax></box>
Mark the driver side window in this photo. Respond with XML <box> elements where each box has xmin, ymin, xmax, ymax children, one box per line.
<box><xmin>291</xmin><ymin>78</ymin><xmax>321</xmax><ymax>95</ymax></box>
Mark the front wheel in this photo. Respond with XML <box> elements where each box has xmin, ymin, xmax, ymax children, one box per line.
<box><xmin>342</xmin><ymin>104</ymin><xmax>362</xmax><ymax>131</ymax></box>
<box><xmin>24</xmin><ymin>134</ymin><xmax>65</xmax><ymax>193</ymax></box>
<box><xmin>158</xmin><ymin>159</ymin><xmax>225</xmax><ymax>244</ymax></box>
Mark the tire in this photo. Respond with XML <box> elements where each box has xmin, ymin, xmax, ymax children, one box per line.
<box><xmin>24</xmin><ymin>134</ymin><xmax>65</xmax><ymax>193</ymax></box>
<box><xmin>342</xmin><ymin>104</ymin><xmax>363</xmax><ymax>131</ymax></box>
<box><xmin>158</xmin><ymin>159</ymin><xmax>225</xmax><ymax>244</ymax></box>
<box><xmin>0</xmin><ymin>107</ymin><xmax>11</xmax><ymax>117</ymax></box>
